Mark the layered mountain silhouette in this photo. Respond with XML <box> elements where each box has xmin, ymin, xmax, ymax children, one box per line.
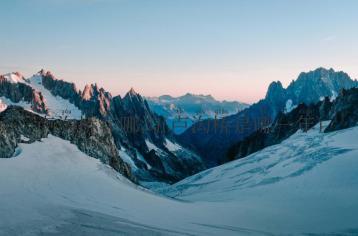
<box><xmin>178</xmin><ymin>68</ymin><xmax>358</xmax><ymax>167</ymax></box>
<box><xmin>0</xmin><ymin>70</ymin><xmax>204</xmax><ymax>184</ymax></box>
<box><xmin>146</xmin><ymin>93</ymin><xmax>248</xmax><ymax>134</ymax></box>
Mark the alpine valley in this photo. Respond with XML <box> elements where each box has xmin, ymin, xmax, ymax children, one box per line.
<box><xmin>146</xmin><ymin>93</ymin><xmax>249</xmax><ymax>134</ymax></box>
<box><xmin>1</xmin><ymin>68</ymin><xmax>358</xmax><ymax>235</ymax></box>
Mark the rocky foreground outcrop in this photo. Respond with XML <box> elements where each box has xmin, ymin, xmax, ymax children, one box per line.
<box><xmin>0</xmin><ymin>106</ymin><xmax>134</xmax><ymax>182</ymax></box>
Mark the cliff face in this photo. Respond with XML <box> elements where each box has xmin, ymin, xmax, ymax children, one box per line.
<box><xmin>0</xmin><ymin>106</ymin><xmax>133</xmax><ymax>182</ymax></box>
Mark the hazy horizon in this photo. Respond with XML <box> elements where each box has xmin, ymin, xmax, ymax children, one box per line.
<box><xmin>1</xmin><ymin>0</ymin><xmax>358</xmax><ymax>103</ymax></box>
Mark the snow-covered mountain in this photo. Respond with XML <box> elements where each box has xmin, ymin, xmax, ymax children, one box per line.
<box><xmin>265</xmin><ymin>67</ymin><xmax>358</xmax><ymax>114</ymax></box>
<box><xmin>1</xmin><ymin>68</ymin><xmax>358</xmax><ymax>235</ymax></box>
<box><xmin>0</xmin><ymin>70</ymin><xmax>204</xmax><ymax>184</ymax></box>
<box><xmin>178</xmin><ymin>67</ymin><xmax>358</xmax><ymax>167</ymax></box>
<box><xmin>146</xmin><ymin>93</ymin><xmax>248</xmax><ymax>134</ymax></box>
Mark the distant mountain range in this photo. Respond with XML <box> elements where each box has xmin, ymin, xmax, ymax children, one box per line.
<box><xmin>178</xmin><ymin>67</ymin><xmax>358</xmax><ymax>167</ymax></box>
<box><xmin>146</xmin><ymin>93</ymin><xmax>249</xmax><ymax>134</ymax></box>
<box><xmin>1</xmin><ymin>67</ymin><xmax>357</xmax><ymax>184</ymax></box>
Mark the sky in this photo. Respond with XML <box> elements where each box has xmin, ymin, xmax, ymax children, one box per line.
<box><xmin>1</xmin><ymin>0</ymin><xmax>358</xmax><ymax>104</ymax></box>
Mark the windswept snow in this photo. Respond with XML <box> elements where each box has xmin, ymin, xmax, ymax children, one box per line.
<box><xmin>0</xmin><ymin>96</ymin><xmax>32</xmax><ymax>113</ymax></box>
<box><xmin>1</xmin><ymin>126</ymin><xmax>358</xmax><ymax>235</ymax></box>
<box><xmin>165</xmin><ymin>139</ymin><xmax>182</xmax><ymax>152</ymax></box>
<box><xmin>162</xmin><ymin>124</ymin><xmax>358</xmax><ymax>234</ymax></box>
<box><xmin>27</xmin><ymin>75</ymin><xmax>82</xmax><ymax>119</ymax></box>
<box><xmin>0</xmin><ymin>136</ymin><xmax>260</xmax><ymax>236</ymax></box>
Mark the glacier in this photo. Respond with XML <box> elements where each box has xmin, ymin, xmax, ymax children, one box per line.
<box><xmin>1</xmin><ymin>124</ymin><xmax>358</xmax><ymax>235</ymax></box>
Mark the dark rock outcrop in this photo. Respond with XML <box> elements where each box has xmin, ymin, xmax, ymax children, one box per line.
<box><xmin>0</xmin><ymin>106</ymin><xmax>134</xmax><ymax>182</ymax></box>
<box><xmin>325</xmin><ymin>88</ymin><xmax>358</xmax><ymax>132</ymax></box>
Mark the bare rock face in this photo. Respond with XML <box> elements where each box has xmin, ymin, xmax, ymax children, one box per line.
<box><xmin>0</xmin><ymin>106</ymin><xmax>134</xmax><ymax>182</ymax></box>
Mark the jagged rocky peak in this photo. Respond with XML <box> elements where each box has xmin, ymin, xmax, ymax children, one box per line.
<box><xmin>0</xmin><ymin>69</ymin><xmax>205</xmax><ymax>183</ymax></box>
<box><xmin>37</xmin><ymin>68</ymin><xmax>49</xmax><ymax>77</ymax></box>
<box><xmin>264</xmin><ymin>67</ymin><xmax>358</xmax><ymax>106</ymax></box>
<box><xmin>128</xmin><ymin>87</ymin><xmax>138</xmax><ymax>96</ymax></box>
<box><xmin>2</xmin><ymin>71</ymin><xmax>26</xmax><ymax>83</ymax></box>
<box><xmin>266</xmin><ymin>81</ymin><xmax>284</xmax><ymax>97</ymax></box>
<box><xmin>290</xmin><ymin>67</ymin><xmax>356</xmax><ymax>94</ymax></box>
<box><xmin>124</xmin><ymin>87</ymin><xmax>145</xmax><ymax>105</ymax></box>
<box><xmin>81</xmin><ymin>83</ymin><xmax>110</xmax><ymax>100</ymax></box>
<box><xmin>82</xmin><ymin>84</ymin><xmax>95</xmax><ymax>100</ymax></box>
<box><xmin>265</xmin><ymin>81</ymin><xmax>285</xmax><ymax>99</ymax></box>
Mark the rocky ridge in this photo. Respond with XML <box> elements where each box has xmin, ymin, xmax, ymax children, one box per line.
<box><xmin>0</xmin><ymin>106</ymin><xmax>133</xmax><ymax>181</ymax></box>
<box><xmin>0</xmin><ymin>70</ymin><xmax>205</xmax><ymax>184</ymax></box>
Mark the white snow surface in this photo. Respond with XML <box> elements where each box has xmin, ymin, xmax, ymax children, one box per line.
<box><xmin>165</xmin><ymin>138</ymin><xmax>182</xmax><ymax>152</ymax></box>
<box><xmin>162</xmin><ymin>124</ymin><xmax>358</xmax><ymax>234</ymax></box>
<box><xmin>27</xmin><ymin>75</ymin><xmax>82</xmax><ymax>119</ymax></box>
<box><xmin>0</xmin><ymin>136</ymin><xmax>253</xmax><ymax>235</ymax></box>
<box><xmin>0</xmin><ymin>96</ymin><xmax>32</xmax><ymax>112</ymax></box>
<box><xmin>3</xmin><ymin>72</ymin><xmax>26</xmax><ymax>84</ymax></box>
<box><xmin>284</xmin><ymin>99</ymin><xmax>297</xmax><ymax>113</ymax></box>
<box><xmin>1</xmin><ymin>125</ymin><xmax>358</xmax><ymax>235</ymax></box>
<box><xmin>145</xmin><ymin>139</ymin><xmax>161</xmax><ymax>153</ymax></box>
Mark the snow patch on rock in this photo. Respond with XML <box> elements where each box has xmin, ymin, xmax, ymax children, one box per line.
<box><xmin>28</xmin><ymin>75</ymin><xmax>82</xmax><ymax>119</ymax></box>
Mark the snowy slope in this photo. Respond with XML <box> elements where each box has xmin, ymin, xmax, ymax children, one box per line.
<box><xmin>0</xmin><ymin>136</ymin><xmax>267</xmax><ymax>236</ymax></box>
<box><xmin>2</xmin><ymin>126</ymin><xmax>358</xmax><ymax>235</ymax></box>
<box><xmin>0</xmin><ymin>96</ymin><xmax>32</xmax><ymax>113</ymax></box>
<box><xmin>27</xmin><ymin>74</ymin><xmax>82</xmax><ymax>119</ymax></box>
<box><xmin>162</xmin><ymin>124</ymin><xmax>358</xmax><ymax>234</ymax></box>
